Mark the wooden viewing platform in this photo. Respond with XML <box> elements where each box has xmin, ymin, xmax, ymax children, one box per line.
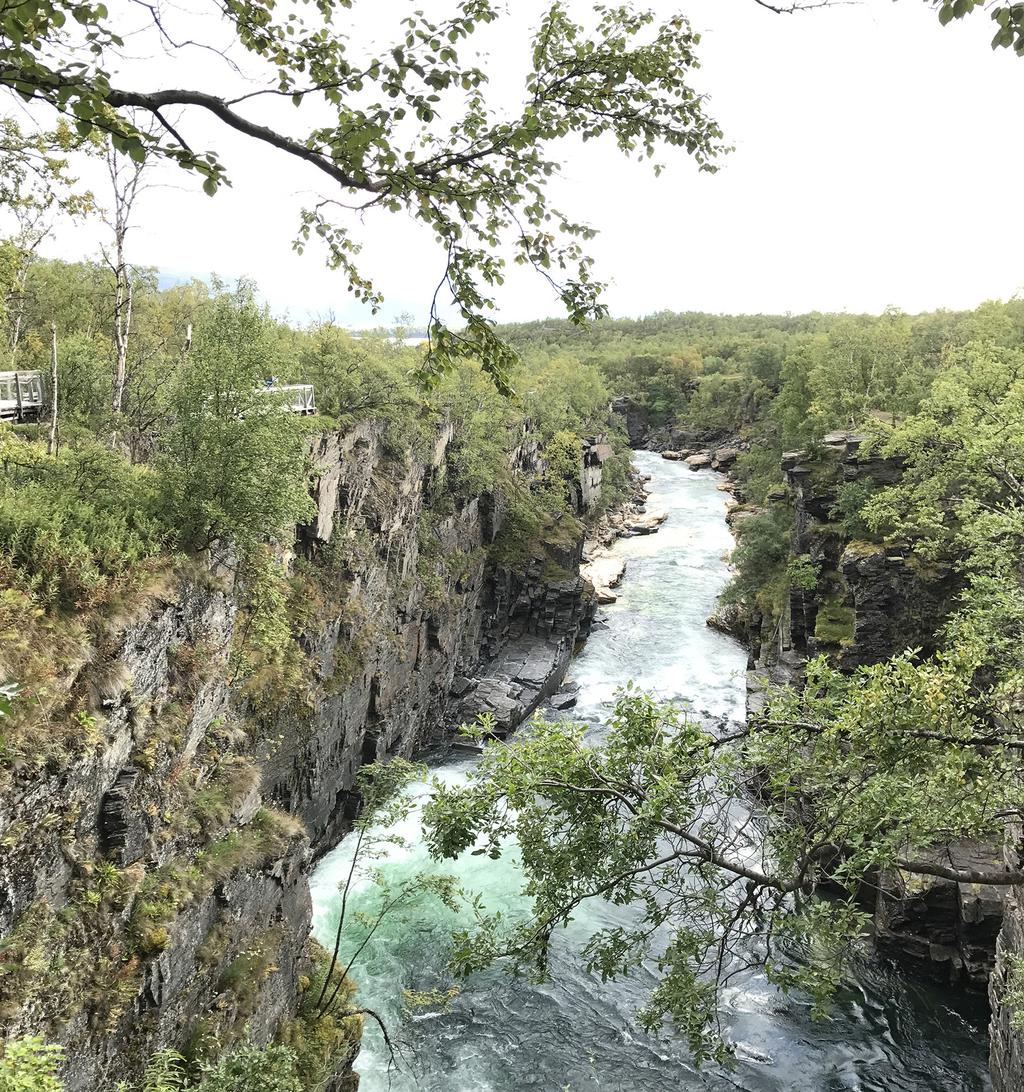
<box><xmin>0</xmin><ymin>371</ymin><xmax>43</xmax><ymax>422</ymax></box>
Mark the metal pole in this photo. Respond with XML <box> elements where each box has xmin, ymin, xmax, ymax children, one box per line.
<box><xmin>48</xmin><ymin>324</ymin><xmax>58</xmax><ymax>455</ymax></box>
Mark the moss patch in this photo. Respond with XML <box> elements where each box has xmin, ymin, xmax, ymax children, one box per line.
<box><xmin>814</xmin><ymin>599</ymin><xmax>856</xmax><ymax>646</ymax></box>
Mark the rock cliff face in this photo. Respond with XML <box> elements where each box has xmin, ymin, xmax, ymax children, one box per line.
<box><xmin>990</xmin><ymin>831</ymin><xmax>1024</xmax><ymax>1092</ymax></box>
<box><xmin>780</xmin><ymin>432</ymin><xmax>956</xmax><ymax>673</ymax></box>
<box><xmin>744</xmin><ymin>433</ymin><xmax>1005</xmax><ymax>994</ymax></box>
<box><xmin>746</xmin><ymin>433</ymin><xmax>956</xmax><ymax>707</ymax></box>
<box><xmin>0</xmin><ymin>420</ymin><xmax>608</xmax><ymax>1089</ymax></box>
<box><xmin>610</xmin><ymin>396</ymin><xmax>649</xmax><ymax>448</ymax></box>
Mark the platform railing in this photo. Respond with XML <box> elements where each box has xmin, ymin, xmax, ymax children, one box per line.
<box><xmin>0</xmin><ymin>371</ymin><xmax>44</xmax><ymax>422</ymax></box>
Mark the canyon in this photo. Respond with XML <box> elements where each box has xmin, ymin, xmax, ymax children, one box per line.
<box><xmin>3</xmin><ymin>406</ymin><xmax>1023</xmax><ymax>1091</ymax></box>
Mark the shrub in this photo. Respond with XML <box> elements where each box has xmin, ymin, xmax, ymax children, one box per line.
<box><xmin>831</xmin><ymin>479</ymin><xmax>877</xmax><ymax>540</ymax></box>
<box><xmin>0</xmin><ymin>433</ymin><xmax>169</xmax><ymax>610</ymax></box>
<box><xmin>281</xmin><ymin>941</ymin><xmax>362</xmax><ymax>1090</ymax></box>
<box><xmin>138</xmin><ymin>1049</ymin><xmax>187</xmax><ymax>1092</ymax></box>
<box><xmin>196</xmin><ymin>1045</ymin><xmax>303</xmax><ymax>1092</ymax></box>
<box><xmin>156</xmin><ymin>286</ymin><xmax>314</xmax><ymax>561</ymax></box>
<box><xmin>720</xmin><ymin>506</ymin><xmax>792</xmax><ymax>619</ymax></box>
<box><xmin>0</xmin><ymin>1037</ymin><xmax>64</xmax><ymax>1092</ymax></box>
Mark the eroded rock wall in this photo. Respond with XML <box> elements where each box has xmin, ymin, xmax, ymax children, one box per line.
<box><xmin>0</xmin><ymin>420</ymin><xmax>607</xmax><ymax>1089</ymax></box>
<box><xmin>743</xmin><ymin>434</ymin><xmax>1005</xmax><ymax>995</ymax></box>
<box><xmin>990</xmin><ymin>833</ymin><xmax>1024</xmax><ymax>1092</ymax></box>
<box><xmin>780</xmin><ymin>432</ymin><xmax>956</xmax><ymax>671</ymax></box>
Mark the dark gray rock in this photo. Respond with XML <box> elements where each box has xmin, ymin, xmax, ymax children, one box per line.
<box><xmin>875</xmin><ymin>840</ymin><xmax>1007</xmax><ymax>989</ymax></box>
<box><xmin>711</xmin><ymin>446</ymin><xmax>739</xmax><ymax>469</ymax></box>
<box><xmin>98</xmin><ymin>766</ymin><xmax>142</xmax><ymax>860</ymax></box>
<box><xmin>610</xmin><ymin>396</ymin><xmax>649</xmax><ymax>447</ymax></box>
<box><xmin>449</xmin><ymin>675</ymin><xmax>473</xmax><ymax>697</ymax></box>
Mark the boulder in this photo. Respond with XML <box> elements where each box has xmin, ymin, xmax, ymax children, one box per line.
<box><xmin>823</xmin><ymin>430</ymin><xmax>868</xmax><ymax>453</ymax></box>
<box><xmin>711</xmin><ymin>446</ymin><xmax>740</xmax><ymax>469</ymax></box>
<box><xmin>660</xmin><ymin>450</ymin><xmax>685</xmax><ymax>461</ymax></box>
<box><xmin>625</xmin><ymin>510</ymin><xmax>667</xmax><ymax>535</ymax></box>
<box><xmin>685</xmin><ymin>453</ymin><xmax>712</xmax><ymax>470</ymax></box>
<box><xmin>449</xmin><ymin>675</ymin><xmax>473</xmax><ymax>697</ymax></box>
<box><xmin>583</xmin><ymin>551</ymin><xmax>628</xmax><ymax>603</ymax></box>
<box><xmin>706</xmin><ymin>603</ymin><xmax>746</xmax><ymax>640</ymax></box>
<box><xmin>583</xmin><ymin>552</ymin><xmax>626</xmax><ymax>589</ymax></box>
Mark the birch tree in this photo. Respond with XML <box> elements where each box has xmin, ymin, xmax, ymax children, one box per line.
<box><xmin>103</xmin><ymin>139</ymin><xmax>145</xmax><ymax>416</ymax></box>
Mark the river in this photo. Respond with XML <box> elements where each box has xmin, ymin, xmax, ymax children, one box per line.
<box><xmin>309</xmin><ymin>450</ymin><xmax>991</xmax><ymax>1092</ymax></box>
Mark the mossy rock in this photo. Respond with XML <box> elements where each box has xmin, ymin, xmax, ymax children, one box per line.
<box><xmin>814</xmin><ymin>600</ymin><xmax>856</xmax><ymax>646</ymax></box>
<box><xmin>843</xmin><ymin>539</ymin><xmax>885</xmax><ymax>560</ymax></box>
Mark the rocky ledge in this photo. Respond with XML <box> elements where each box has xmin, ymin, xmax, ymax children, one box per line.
<box><xmin>661</xmin><ymin>444</ymin><xmax>741</xmax><ymax>472</ymax></box>
<box><xmin>450</xmin><ymin>633</ymin><xmax>578</xmax><ymax>734</ymax></box>
<box><xmin>580</xmin><ymin>469</ymin><xmax>665</xmax><ymax>605</ymax></box>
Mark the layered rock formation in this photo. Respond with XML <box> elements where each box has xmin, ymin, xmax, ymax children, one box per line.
<box><xmin>742</xmin><ymin>432</ymin><xmax>1006</xmax><ymax>994</ymax></box>
<box><xmin>875</xmin><ymin>841</ymin><xmax>1006</xmax><ymax>989</ymax></box>
<box><xmin>781</xmin><ymin>432</ymin><xmax>955</xmax><ymax>671</ymax></box>
<box><xmin>747</xmin><ymin>432</ymin><xmax>957</xmax><ymax>704</ymax></box>
<box><xmin>0</xmin><ymin>421</ymin><xmax>609</xmax><ymax>1089</ymax></box>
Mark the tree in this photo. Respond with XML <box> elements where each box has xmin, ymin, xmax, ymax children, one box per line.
<box><xmin>754</xmin><ymin>0</ymin><xmax>1024</xmax><ymax>56</ymax></box>
<box><xmin>0</xmin><ymin>118</ymin><xmax>93</xmax><ymax>364</ymax></box>
<box><xmin>0</xmin><ymin>0</ymin><xmax>726</xmax><ymax>391</ymax></box>
<box><xmin>2</xmin><ymin>1</ymin><xmax>1017</xmax><ymax>391</ymax></box>
<box><xmin>47</xmin><ymin>320</ymin><xmax>57</xmax><ymax>455</ymax></box>
<box><xmin>806</xmin><ymin>313</ymin><xmax>913</xmax><ymax>429</ymax></box>
<box><xmin>102</xmin><ymin>125</ymin><xmax>152</xmax><ymax>415</ymax></box>
<box><xmin>423</xmin><ymin>677</ymin><xmax>1024</xmax><ymax>1061</ymax></box>
<box><xmin>156</xmin><ymin>282</ymin><xmax>314</xmax><ymax>560</ymax></box>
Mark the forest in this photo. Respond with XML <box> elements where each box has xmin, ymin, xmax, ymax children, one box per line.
<box><xmin>502</xmin><ymin>298</ymin><xmax>1024</xmax><ymax>614</ymax></box>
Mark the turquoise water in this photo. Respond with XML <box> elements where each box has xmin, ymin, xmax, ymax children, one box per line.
<box><xmin>309</xmin><ymin>451</ymin><xmax>991</xmax><ymax>1092</ymax></box>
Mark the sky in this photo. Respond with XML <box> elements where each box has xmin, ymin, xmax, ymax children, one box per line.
<box><xmin>29</xmin><ymin>0</ymin><xmax>1024</xmax><ymax>326</ymax></box>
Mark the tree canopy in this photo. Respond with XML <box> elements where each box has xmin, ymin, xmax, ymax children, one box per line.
<box><xmin>0</xmin><ymin>0</ymin><xmax>731</xmax><ymax>390</ymax></box>
<box><xmin>757</xmin><ymin>0</ymin><xmax>1024</xmax><ymax>56</ymax></box>
<box><xmin>3</xmin><ymin>0</ymin><xmax>1015</xmax><ymax>392</ymax></box>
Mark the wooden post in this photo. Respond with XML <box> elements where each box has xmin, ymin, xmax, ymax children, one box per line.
<box><xmin>48</xmin><ymin>321</ymin><xmax>58</xmax><ymax>456</ymax></box>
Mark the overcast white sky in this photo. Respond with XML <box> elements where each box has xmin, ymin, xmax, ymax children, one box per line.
<box><xmin>35</xmin><ymin>0</ymin><xmax>1024</xmax><ymax>325</ymax></box>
